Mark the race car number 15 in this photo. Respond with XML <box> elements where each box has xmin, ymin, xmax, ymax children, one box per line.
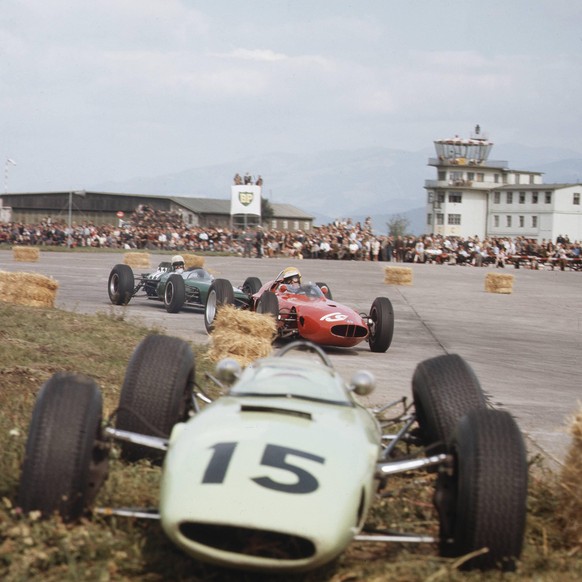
<box><xmin>202</xmin><ymin>442</ymin><xmax>325</xmax><ymax>494</ymax></box>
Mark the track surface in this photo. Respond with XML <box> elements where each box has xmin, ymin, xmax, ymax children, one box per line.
<box><xmin>2</xmin><ymin>250</ymin><xmax>579</xmax><ymax>466</ymax></box>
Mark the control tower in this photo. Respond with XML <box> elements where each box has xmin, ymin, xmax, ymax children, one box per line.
<box><xmin>433</xmin><ymin>124</ymin><xmax>493</xmax><ymax>166</ymax></box>
<box><xmin>424</xmin><ymin>125</ymin><xmax>512</xmax><ymax>239</ymax></box>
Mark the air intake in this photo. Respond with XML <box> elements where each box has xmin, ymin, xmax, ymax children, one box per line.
<box><xmin>179</xmin><ymin>522</ymin><xmax>316</xmax><ymax>559</ymax></box>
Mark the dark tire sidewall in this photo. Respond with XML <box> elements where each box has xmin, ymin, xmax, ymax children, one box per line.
<box><xmin>108</xmin><ymin>264</ymin><xmax>134</xmax><ymax>305</ymax></box>
<box><xmin>164</xmin><ymin>274</ymin><xmax>186</xmax><ymax>313</ymax></box>
<box><xmin>18</xmin><ymin>374</ymin><xmax>104</xmax><ymax>521</ymax></box>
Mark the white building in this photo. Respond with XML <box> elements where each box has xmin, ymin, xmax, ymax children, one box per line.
<box><xmin>424</xmin><ymin>126</ymin><xmax>582</xmax><ymax>242</ymax></box>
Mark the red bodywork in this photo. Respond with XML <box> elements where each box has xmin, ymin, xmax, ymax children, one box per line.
<box><xmin>252</xmin><ymin>280</ymin><xmax>369</xmax><ymax>348</ymax></box>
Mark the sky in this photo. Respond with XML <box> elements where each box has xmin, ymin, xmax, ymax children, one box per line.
<box><xmin>1</xmin><ymin>0</ymin><xmax>581</xmax><ymax>193</ymax></box>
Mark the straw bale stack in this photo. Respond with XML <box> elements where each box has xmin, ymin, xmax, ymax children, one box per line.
<box><xmin>183</xmin><ymin>254</ymin><xmax>205</xmax><ymax>269</ymax></box>
<box><xmin>0</xmin><ymin>271</ymin><xmax>59</xmax><ymax>308</ymax></box>
<box><xmin>384</xmin><ymin>266</ymin><xmax>413</xmax><ymax>286</ymax></box>
<box><xmin>207</xmin><ymin>305</ymin><xmax>277</xmax><ymax>366</ymax></box>
<box><xmin>559</xmin><ymin>406</ymin><xmax>582</xmax><ymax>548</ymax></box>
<box><xmin>485</xmin><ymin>272</ymin><xmax>514</xmax><ymax>294</ymax></box>
<box><xmin>124</xmin><ymin>252</ymin><xmax>150</xmax><ymax>269</ymax></box>
<box><xmin>13</xmin><ymin>246</ymin><xmax>40</xmax><ymax>262</ymax></box>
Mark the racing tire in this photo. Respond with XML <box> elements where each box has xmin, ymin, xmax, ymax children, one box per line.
<box><xmin>115</xmin><ymin>335</ymin><xmax>195</xmax><ymax>462</ymax></box>
<box><xmin>204</xmin><ymin>279</ymin><xmax>235</xmax><ymax>333</ymax></box>
<box><xmin>368</xmin><ymin>297</ymin><xmax>394</xmax><ymax>353</ymax></box>
<box><xmin>435</xmin><ymin>408</ymin><xmax>528</xmax><ymax>570</ymax></box>
<box><xmin>108</xmin><ymin>264</ymin><xmax>134</xmax><ymax>305</ymax></box>
<box><xmin>256</xmin><ymin>290</ymin><xmax>279</xmax><ymax>319</ymax></box>
<box><xmin>412</xmin><ymin>354</ymin><xmax>487</xmax><ymax>452</ymax></box>
<box><xmin>242</xmin><ymin>276</ymin><xmax>262</xmax><ymax>295</ymax></box>
<box><xmin>18</xmin><ymin>373</ymin><xmax>108</xmax><ymax>521</ymax></box>
<box><xmin>163</xmin><ymin>273</ymin><xmax>186</xmax><ymax>313</ymax></box>
<box><xmin>315</xmin><ymin>281</ymin><xmax>333</xmax><ymax>300</ymax></box>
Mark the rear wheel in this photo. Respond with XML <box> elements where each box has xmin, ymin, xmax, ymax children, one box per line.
<box><xmin>242</xmin><ymin>276</ymin><xmax>262</xmax><ymax>295</ymax></box>
<box><xmin>204</xmin><ymin>279</ymin><xmax>235</xmax><ymax>333</ymax></box>
<box><xmin>436</xmin><ymin>408</ymin><xmax>528</xmax><ymax>570</ymax></box>
<box><xmin>256</xmin><ymin>291</ymin><xmax>279</xmax><ymax>319</ymax></box>
<box><xmin>412</xmin><ymin>354</ymin><xmax>487</xmax><ymax>452</ymax></box>
<box><xmin>163</xmin><ymin>274</ymin><xmax>186</xmax><ymax>313</ymax></box>
<box><xmin>18</xmin><ymin>373</ymin><xmax>108</xmax><ymax>521</ymax></box>
<box><xmin>108</xmin><ymin>264</ymin><xmax>134</xmax><ymax>305</ymax></box>
<box><xmin>115</xmin><ymin>335</ymin><xmax>195</xmax><ymax>462</ymax></box>
<box><xmin>368</xmin><ymin>297</ymin><xmax>394</xmax><ymax>352</ymax></box>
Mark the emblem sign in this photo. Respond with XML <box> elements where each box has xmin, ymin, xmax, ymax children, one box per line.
<box><xmin>238</xmin><ymin>191</ymin><xmax>254</xmax><ymax>206</ymax></box>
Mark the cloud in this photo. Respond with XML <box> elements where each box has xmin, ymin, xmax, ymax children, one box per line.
<box><xmin>213</xmin><ymin>48</ymin><xmax>289</xmax><ymax>62</ymax></box>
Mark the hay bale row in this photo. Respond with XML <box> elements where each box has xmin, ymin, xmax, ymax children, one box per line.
<box><xmin>207</xmin><ymin>305</ymin><xmax>276</xmax><ymax>366</ymax></box>
<box><xmin>0</xmin><ymin>271</ymin><xmax>59</xmax><ymax>308</ymax></box>
<box><xmin>13</xmin><ymin>246</ymin><xmax>40</xmax><ymax>262</ymax></box>
<box><xmin>384</xmin><ymin>266</ymin><xmax>413</xmax><ymax>286</ymax></box>
<box><xmin>485</xmin><ymin>272</ymin><xmax>514</xmax><ymax>294</ymax></box>
<box><xmin>124</xmin><ymin>252</ymin><xmax>150</xmax><ymax>268</ymax></box>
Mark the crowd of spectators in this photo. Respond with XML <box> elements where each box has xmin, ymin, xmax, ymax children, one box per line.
<box><xmin>1</xmin><ymin>206</ymin><xmax>580</xmax><ymax>270</ymax></box>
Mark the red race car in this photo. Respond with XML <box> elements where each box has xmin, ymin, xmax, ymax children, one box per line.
<box><xmin>204</xmin><ymin>267</ymin><xmax>394</xmax><ymax>352</ymax></box>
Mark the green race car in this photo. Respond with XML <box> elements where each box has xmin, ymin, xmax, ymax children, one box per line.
<box><xmin>107</xmin><ymin>261</ymin><xmax>259</xmax><ymax>314</ymax></box>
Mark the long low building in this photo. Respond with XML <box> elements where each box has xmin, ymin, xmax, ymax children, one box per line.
<box><xmin>0</xmin><ymin>191</ymin><xmax>314</xmax><ymax>231</ymax></box>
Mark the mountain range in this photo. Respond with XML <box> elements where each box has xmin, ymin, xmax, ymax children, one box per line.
<box><xmin>93</xmin><ymin>143</ymin><xmax>582</xmax><ymax>235</ymax></box>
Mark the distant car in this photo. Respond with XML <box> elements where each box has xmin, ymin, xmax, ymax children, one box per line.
<box><xmin>107</xmin><ymin>261</ymin><xmax>254</xmax><ymax>313</ymax></box>
<box><xmin>204</xmin><ymin>273</ymin><xmax>395</xmax><ymax>352</ymax></box>
<box><xmin>18</xmin><ymin>336</ymin><xmax>528</xmax><ymax>574</ymax></box>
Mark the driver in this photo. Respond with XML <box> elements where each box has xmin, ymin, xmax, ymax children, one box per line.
<box><xmin>171</xmin><ymin>255</ymin><xmax>185</xmax><ymax>274</ymax></box>
<box><xmin>275</xmin><ymin>266</ymin><xmax>302</xmax><ymax>291</ymax></box>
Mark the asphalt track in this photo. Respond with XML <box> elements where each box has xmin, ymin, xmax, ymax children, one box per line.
<box><xmin>2</xmin><ymin>249</ymin><xmax>580</xmax><ymax>467</ymax></box>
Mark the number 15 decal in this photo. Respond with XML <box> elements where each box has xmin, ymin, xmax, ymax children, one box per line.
<box><xmin>202</xmin><ymin>442</ymin><xmax>325</xmax><ymax>494</ymax></box>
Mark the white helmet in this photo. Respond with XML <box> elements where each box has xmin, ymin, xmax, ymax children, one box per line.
<box><xmin>171</xmin><ymin>255</ymin><xmax>185</xmax><ymax>268</ymax></box>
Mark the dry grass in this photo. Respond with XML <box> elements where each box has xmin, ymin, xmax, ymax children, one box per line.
<box><xmin>206</xmin><ymin>304</ymin><xmax>277</xmax><ymax>366</ymax></box>
<box><xmin>0</xmin><ymin>271</ymin><xmax>59</xmax><ymax>308</ymax></box>
<box><xmin>484</xmin><ymin>272</ymin><xmax>514</xmax><ymax>294</ymax></box>
<box><xmin>123</xmin><ymin>252</ymin><xmax>150</xmax><ymax>268</ymax></box>
<box><xmin>183</xmin><ymin>253</ymin><xmax>205</xmax><ymax>269</ymax></box>
<box><xmin>12</xmin><ymin>246</ymin><xmax>40</xmax><ymax>262</ymax></box>
<box><xmin>558</xmin><ymin>406</ymin><xmax>582</xmax><ymax>549</ymax></box>
<box><xmin>384</xmin><ymin>266</ymin><xmax>413</xmax><ymax>286</ymax></box>
<box><xmin>1</xmin><ymin>305</ymin><xmax>581</xmax><ymax>581</ymax></box>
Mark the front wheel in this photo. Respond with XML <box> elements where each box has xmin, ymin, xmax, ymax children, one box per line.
<box><xmin>204</xmin><ymin>279</ymin><xmax>235</xmax><ymax>333</ymax></box>
<box><xmin>163</xmin><ymin>274</ymin><xmax>186</xmax><ymax>313</ymax></box>
<box><xmin>115</xmin><ymin>335</ymin><xmax>195</xmax><ymax>462</ymax></box>
<box><xmin>436</xmin><ymin>408</ymin><xmax>528</xmax><ymax>570</ymax></box>
<box><xmin>412</xmin><ymin>354</ymin><xmax>487</xmax><ymax>452</ymax></box>
<box><xmin>18</xmin><ymin>373</ymin><xmax>108</xmax><ymax>521</ymax></box>
<box><xmin>368</xmin><ymin>297</ymin><xmax>394</xmax><ymax>352</ymax></box>
<box><xmin>108</xmin><ymin>264</ymin><xmax>134</xmax><ymax>305</ymax></box>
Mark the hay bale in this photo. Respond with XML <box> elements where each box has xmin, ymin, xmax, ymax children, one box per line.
<box><xmin>0</xmin><ymin>271</ymin><xmax>59</xmax><ymax>308</ymax></box>
<box><xmin>207</xmin><ymin>305</ymin><xmax>277</xmax><ymax>366</ymax></box>
<box><xmin>384</xmin><ymin>266</ymin><xmax>413</xmax><ymax>286</ymax></box>
<box><xmin>559</xmin><ymin>406</ymin><xmax>582</xmax><ymax>548</ymax></box>
<box><xmin>13</xmin><ymin>246</ymin><xmax>40</xmax><ymax>262</ymax></box>
<box><xmin>485</xmin><ymin>272</ymin><xmax>514</xmax><ymax>294</ymax></box>
<box><xmin>124</xmin><ymin>252</ymin><xmax>150</xmax><ymax>268</ymax></box>
<box><xmin>183</xmin><ymin>254</ymin><xmax>205</xmax><ymax>269</ymax></box>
